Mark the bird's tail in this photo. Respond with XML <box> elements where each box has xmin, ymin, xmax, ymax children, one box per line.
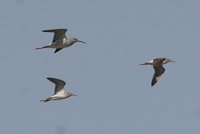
<box><xmin>35</xmin><ymin>44</ymin><xmax>51</xmax><ymax>50</ymax></box>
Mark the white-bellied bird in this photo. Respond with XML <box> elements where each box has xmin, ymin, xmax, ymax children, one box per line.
<box><xmin>40</xmin><ymin>77</ymin><xmax>77</xmax><ymax>102</ymax></box>
<box><xmin>36</xmin><ymin>28</ymin><xmax>86</xmax><ymax>53</ymax></box>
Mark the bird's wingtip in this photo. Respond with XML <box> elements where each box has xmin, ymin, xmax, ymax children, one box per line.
<box><xmin>46</xmin><ymin>77</ymin><xmax>52</xmax><ymax>80</ymax></box>
<box><xmin>35</xmin><ymin>47</ymin><xmax>41</xmax><ymax>50</ymax></box>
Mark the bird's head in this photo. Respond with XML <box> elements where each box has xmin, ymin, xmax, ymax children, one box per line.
<box><xmin>68</xmin><ymin>92</ymin><xmax>78</xmax><ymax>97</ymax></box>
<box><xmin>71</xmin><ymin>38</ymin><xmax>86</xmax><ymax>44</ymax></box>
<box><xmin>163</xmin><ymin>58</ymin><xmax>175</xmax><ymax>64</ymax></box>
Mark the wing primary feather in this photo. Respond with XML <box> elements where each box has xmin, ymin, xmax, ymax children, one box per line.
<box><xmin>54</xmin><ymin>48</ymin><xmax>63</xmax><ymax>53</ymax></box>
<box><xmin>47</xmin><ymin>77</ymin><xmax>66</xmax><ymax>93</ymax></box>
<box><xmin>42</xmin><ymin>29</ymin><xmax>67</xmax><ymax>42</ymax></box>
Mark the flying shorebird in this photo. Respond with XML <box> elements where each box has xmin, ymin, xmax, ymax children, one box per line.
<box><xmin>40</xmin><ymin>77</ymin><xmax>78</xmax><ymax>103</ymax></box>
<box><xmin>140</xmin><ymin>58</ymin><xmax>175</xmax><ymax>87</ymax></box>
<box><xmin>35</xmin><ymin>28</ymin><xmax>86</xmax><ymax>53</ymax></box>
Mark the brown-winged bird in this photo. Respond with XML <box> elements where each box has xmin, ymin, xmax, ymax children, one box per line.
<box><xmin>140</xmin><ymin>58</ymin><xmax>175</xmax><ymax>86</ymax></box>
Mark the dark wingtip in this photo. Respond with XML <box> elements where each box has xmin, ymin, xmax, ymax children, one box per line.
<box><xmin>54</xmin><ymin>48</ymin><xmax>62</xmax><ymax>53</ymax></box>
<box><xmin>46</xmin><ymin>77</ymin><xmax>54</xmax><ymax>82</ymax></box>
<box><xmin>42</xmin><ymin>28</ymin><xmax>67</xmax><ymax>32</ymax></box>
<box><xmin>54</xmin><ymin>50</ymin><xmax>58</xmax><ymax>53</ymax></box>
<box><xmin>47</xmin><ymin>77</ymin><xmax>53</xmax><ymax>80</ymax></box>
<box><xmin>151</xmin><ymin>80</ymin><xmax>156</xmax><ymax>87</ymax></box>
<box><xmin>35</xmin><ymin>47</ymin><xmax>42</xmax><ymax>50</ymax></box>
<box><xmin>151</xmin><ymin>82</ymin><xmax>153</xmax><ymax>87</ymax></box>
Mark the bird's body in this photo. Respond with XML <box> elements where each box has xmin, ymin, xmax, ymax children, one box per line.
<box><xmin>41</xmin><ymin>92</ymin><xmax>72</xmax><ymax>102</ymax></box>
<box><xmin>36</xmin><ymin>28</ymin><xmax>86</xmax><ymax>53</ymax></box>
<box><xmin>40</xmin><ymin>77</ymin><xmax>77</xmax><ymax>102</ymax></box>
<box><xmin>140</xmin><ymin>58</ymin><xmax>174</xmax><ymax>86</ymax></box>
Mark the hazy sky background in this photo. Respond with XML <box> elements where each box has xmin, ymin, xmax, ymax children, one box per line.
<box><xmin>0</xmin><ymin>0</ymin><xmax>200</xmax><ymax>134</ymax></box>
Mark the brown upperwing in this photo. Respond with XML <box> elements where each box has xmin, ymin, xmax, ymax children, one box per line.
<box><xmin>151</xmin><ymin>65</ymin><xmax>165</xmax><ymax>86</ymax></box>
<box><xmin>153</xmin><ymin>58</ymin><xmax>166</xmax><ymax>65</ymax></box>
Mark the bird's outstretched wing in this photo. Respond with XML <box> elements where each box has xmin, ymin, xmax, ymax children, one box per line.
<box><xmin>151</xmin><ymin>65</ymin><xmax>165</xmax><ymax>86</ymax></box>
<box><xmin>42</xmin><ymin>29</ymin><xmax>67</xmax><ymax>42</ymax></box>
<box><xmin>47</xmin><ymin>77</ymin><xmax>66</xmax><ymax>94</ymax></box>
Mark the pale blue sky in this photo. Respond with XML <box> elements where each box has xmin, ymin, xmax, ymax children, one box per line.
<box><xmin>0</xmin><ymin>0</ymin><xmax>200</xmax><ymax>134</ymax></box>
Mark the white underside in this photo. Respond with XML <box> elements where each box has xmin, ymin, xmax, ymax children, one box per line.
<box><xmin>47</xmin><ymin>42</ymin><xmax>72</xmax><ymax>48</ymax></box>
<box><xmin>49</xmin><ymin>94</ymin><xmax>69</xmax><ymax>100</ymax></box>
<box><xmin>148</xmin><ymin>59</ymin><xmax>154</xmax><ymax>64</ymax></box>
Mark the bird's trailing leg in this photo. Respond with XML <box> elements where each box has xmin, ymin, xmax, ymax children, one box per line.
<box><xmin>35</xmin><ymin>44</ymin><xmax>52</xmax><ymax>50</ymax></box>
<box><xmin>40</xmin><ymin>97</ymin><xmax>51</xmax><ymax>103</ymax></box>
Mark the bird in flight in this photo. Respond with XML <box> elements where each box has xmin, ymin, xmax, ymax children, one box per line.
<box><xmin>35</xmin><ymin>28</ymin><xmax>86</xmax><ymax>53</ymax></box>
<box><xmin>140</xmin><ymin>58</ymin><xmax>175</xmax><ymax>86</ymax></box>
<box><xmin>40</xmin><ymin>77</ymin><xmax>78</xmax><ymax>102</ymax></box>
